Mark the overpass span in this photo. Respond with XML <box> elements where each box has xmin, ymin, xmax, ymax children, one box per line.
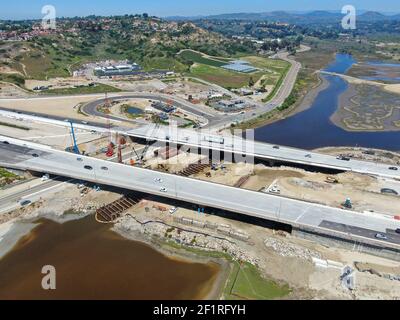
<box><xmin>125</xmin><ymin>124</ymin><xmax>400</xmax><ymax>179</ymax></box>
<box><xmin>0</xmin><ymin>109</ymin><xmax>399</xmax><ymax>180</ymax></box>
<box><xmin>1</xmin><ymin>135</ymin><xmax>400</xmax><ymax>252</ymax></box>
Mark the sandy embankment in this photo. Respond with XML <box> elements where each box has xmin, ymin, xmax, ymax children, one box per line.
<box><xmin>384</xmin><ymin>84</ymin><xmax>400</xmax><ymax>95</ymax></box>
<box><xmin>24</xmin><ymin>78</ymin><xmax>93</xmax><ymax>91</ymax></box>
<box><xmin>0</xmin><ymin>96</ymin><xmax>101</xmax><ymax>121</ymax></box>
<box><xmin>0</xmin><ymin>220</ymin><xmax>38</xmax><ymax>259</ymax></box>
<box><xmin>267</xmin><ymin>72</ymin><xmax>330</xmax><ymax>122</ymax></box>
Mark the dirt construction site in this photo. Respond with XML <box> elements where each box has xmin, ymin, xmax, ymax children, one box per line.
<box><xmin>98</xmin><ymin>144</ymin><xmax>400</xmax><ymax>299</ymax></box>
<box><xmin>1</xmin><ymin>105</ymin><xmax>400</xmax><ymax>299</ymax></box>
<box><xmin>2</xmin><ymin>168</ymin><xmax>400</xmax><ymax>300</ymax></box>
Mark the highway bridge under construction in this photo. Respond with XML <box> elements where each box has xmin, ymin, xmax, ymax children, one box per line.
<box><xmin>1</xmin><ymin>109</ymin><xmax>400</xmax><ymax>180</ymax></box>
<box><xmin>1</xmin><ymin>135</ymin><xmax>400</xmax><ymax>260</ymax></box>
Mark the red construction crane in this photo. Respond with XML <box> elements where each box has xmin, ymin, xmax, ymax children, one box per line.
<box><xmin>113</xmin><ymin>134</ymin><xmax>126</xmax><ymax>163</ymax></box>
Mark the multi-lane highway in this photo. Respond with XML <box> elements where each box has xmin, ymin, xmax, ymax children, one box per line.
<box><xmin>1</xmin><ymin>136</ymin><xmax>400</xmax><ymax>250</ymax></box>
<box><xmin>125</xmin><ymin>124</ymin><xmax>400</xmax><ymax>179</ymax></box>
<box><xmin>1</xmin><ymin>109</ymin><xmax>399</xmax><ymax>180</ymax></box>
<box><xmin>0</xmin><ymin>177</ymin><xmax>70</xmax><ymax>214</ymax></box>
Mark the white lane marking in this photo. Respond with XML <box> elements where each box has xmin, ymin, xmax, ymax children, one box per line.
<box><xmin>20</xmin><ymin>179</ymin><xmax>74</xmax><ymax>200</ymax></box>
<box><xmin>25</xmin><ymin>132</ymin><xmax>93</xmax><ymax>140</ymax></box>
<box><xmin>295</xmin><ymin>209</ymin><xmax>309</xmax><ymax>223</ymax></box>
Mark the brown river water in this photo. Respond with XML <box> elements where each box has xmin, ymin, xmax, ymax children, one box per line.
<box><xmin>0</xmin><ymin>215</ymin><xmax>220</xmax><ymax>300</ymax></box>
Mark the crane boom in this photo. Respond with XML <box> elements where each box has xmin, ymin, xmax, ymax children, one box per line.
<box><xmin>69</xmin><ymin>121</ymin><xmax>80</xmax><ymax>154</ymax></box>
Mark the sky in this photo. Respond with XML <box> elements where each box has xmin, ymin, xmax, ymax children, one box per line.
<box><xmin>1</xmin><ymin>0</ymin><xmax>400</xmax><ymax>20</ymax></box>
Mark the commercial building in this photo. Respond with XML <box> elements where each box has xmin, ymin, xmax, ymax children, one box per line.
<box><xmin>94</xmin><ymin>63</ymin><xmax>141</xmax><ymax>76</ymax></box>
<box><xmin>151</xmin><ymin>101</ymin><xmax>176</xmax><ymax>113</ymax></box>
<box><xmin>212</xmin><ymin>99</ymin><xmax>247</xmax><ymax>111</ymax></box>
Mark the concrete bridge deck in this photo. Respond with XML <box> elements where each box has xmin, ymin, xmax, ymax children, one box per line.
<box><xmin>1</xmin><ymin>135</ymin><xmax>400</xmax><ymax>253</ymax></box>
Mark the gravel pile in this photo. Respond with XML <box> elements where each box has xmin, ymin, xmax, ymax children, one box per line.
<box><xmin>264</xmin><ymin>237</ymin><xmax>322</xmax><ymax>261</ymax></box>
<box><xmin>116</xmin><ymin>216</ymin><xmax>260</xmax><ymax>265</ymax></box>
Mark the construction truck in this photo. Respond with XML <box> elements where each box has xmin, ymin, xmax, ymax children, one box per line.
<box><xmin>342</xmin><ymin>198</ymin><xmax>353</xmax><ymax>209</ymax></box>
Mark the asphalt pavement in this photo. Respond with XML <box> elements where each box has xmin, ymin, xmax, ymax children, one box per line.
<box><xmin>1</xmin><ymin>136</ymin><xmax>400</xmax><ymax>250</ymax></box>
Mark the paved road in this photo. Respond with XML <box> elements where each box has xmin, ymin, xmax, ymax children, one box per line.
<box><xmin>80</xmin><ymin>48</ymin><xmax>306</xmax><ymax>130</ymax></box>
<box><xmin>0</xmin><ymin>106</ymin><xmax>111</xmax><ymax>128</ymax></box>
<box><xmin>205</xmin><ymin>46</ymin><xmax>308</xmax><ymax>130</ymax></box>
<box><xmin>0</xmin><ymin>175</ymin><xmax>72</xmax><ymax>214</ymax></box>
<box><xmin>1</xmin><ymin>136</ymin><xmax>400</xmax><ymax>250</ymax></box>
<box><xmin>81</xmin><ymin>93</ymin><xmax>214</xmax><ymax>127</ymax></box>
<box><xmin>0</xmin><ymin>45</ymin><xmax>306</xmax><ymax>133</ymax></box>
<box><xmin>1</xmin><ymin>110</ymin><xmax>399</xmax><ymax>180</ymax></box>
<box><xmin>0</xmin><ymin>179</ymin><xmax>61</xmax><ymax>204</ymax></box>
<box><xmin>320</xmin><ymin>221</ymin><xmax>400</xmax><ymax>245</ymax></box>
<box><xmin>125</xmin><ymin>124</ymin><xmax>400</xmax><ymax>179</ymax></box>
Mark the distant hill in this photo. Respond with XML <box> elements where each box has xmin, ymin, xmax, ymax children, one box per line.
<box><xmin>167</xmin><ymin>10</ymin><xmax>400</xmax><ymax>24</ymax></box>
<box><xmin>358</xmin><ymin>11</ymin><xmax>391</xmax><ymax>21</ymax></box>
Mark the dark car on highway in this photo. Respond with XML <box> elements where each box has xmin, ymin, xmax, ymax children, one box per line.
<box><xmin>337</xmin><ymin>156</ymin><xmax>351</xmax><ymax>161</ymax></box>
<box><xmin>389</xmin><ymin>167</ymin><xmax>398</xmax><ymax>171</ymax></box>
<box><xmin>20</xmin><ymin>200</ymin><xmax>32</xmax><ymax>207</ymax></box>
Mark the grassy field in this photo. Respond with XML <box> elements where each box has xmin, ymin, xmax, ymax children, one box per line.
<box><xmin>141</xmin><ymin>56</ymin><xmax>188</xmax><ymax>72</ymax></box>
<box><xmin>242</xmin><ymin>56</ymin><xmax>289</xmax><ymax>72</ymax></box>
<box><xmin>226</xmin><ymin>262</ymin><xmax>290</xmax><ymax>300</ymax></box>
<box><xmin>42</xmin><ymin>83</ymin><xmax>121</xmax><ymax>95</ymax></box>
<box><xmin>20</xmin><ymin>51</ymin><xmax>70</xmax><ymax>79</ymax></box>
<box><xmin>262</xmin><ymin>63</ymin><xmax>291</xmax><ymax>102</ymax></box>
<box><xmin>185</xmin><ymin>53</ymin><xmax>291</xmax><ymax>90</ymax></box>
<box><xmin>0</xmin><ymin>168</ymin><xmax>18</xmax><ymax>179</ymax></box>
<box><xmin>0</xmin><ymin>73</ymin><xmax>26</xmax><ymax>87</ymax></box>
<box><xmin>0</xmin><ymin>167</ymin><xmax>22</xmax><ymax>187</ymax></box>
<box><xmin>178</xmin><ymin>50</ymin><xmax>229</xmax><ymax>67</ymax></box>
<box><xmin>190</xmin><ymin>64</ymin><xmax>264</xmax><ymax>89</ymax></box>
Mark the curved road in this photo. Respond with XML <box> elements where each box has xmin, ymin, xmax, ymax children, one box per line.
<box><xmin>0</xmin><ymin>46</ymin><xmax>307</xmax><ymax>131</ymax></box>
<box><xmin>81</xmin><ymin>46</ymin><xmax>308</xmax><ymax>130</ymax></box>
<box><xmin>81</xmin><ymin>93</ymin><xmax>216</xmax><ymax>127</ymax></box>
